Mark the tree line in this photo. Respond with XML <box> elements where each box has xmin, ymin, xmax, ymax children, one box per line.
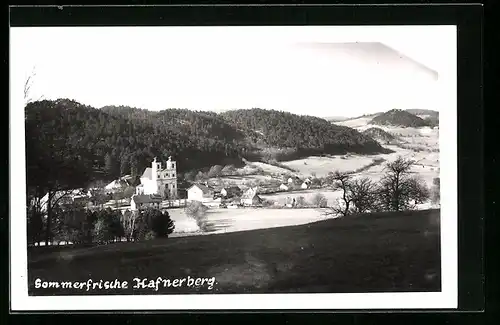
<box><xmin>27</xmin><ymin>206</ymin><xmax>175</xmax><ymax>246</ymax></box>
<box><xmin>324</xmin><ymin>156</ymin><xmax>439</xmax><ymax>216</ymax></box>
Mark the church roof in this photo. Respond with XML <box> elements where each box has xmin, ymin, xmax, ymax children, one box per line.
<box><xmin>141</xmin><ymin>168</ymin><xmax>152</xmax><ymax>180</ymax></box>
<box><xmin>132</xmin><ymin>194</ymin><xmax>162</xmax><ymax>204</ymax></box>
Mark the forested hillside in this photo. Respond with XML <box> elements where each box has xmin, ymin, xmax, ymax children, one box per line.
<box><xmin>221</xmin><ymin>108</ymin><xmax>385</xmax><ymax>160</ymax></box>
<box><xmin>370</xmin><ymin>109</ymin><xmax>431</xmax><ymax>128</ymax></box>
<box><xmin>362</xmin><ymin>127</ymin><xmax>401</xmax><ymax>145</ymax></box>
<box><xmin>25</xmin><ymin>100</ymin><xmax>387</xmax><ymax>193</ymax></box>
<box><xmin>25</xmin><ymin>100</ymin><xmax>244</xmax><ymax>187</ymax></box>
<box><xmin>405</xmin><ymin>109</ymin><xmax>439</xmax><ymax>127</ymax></box>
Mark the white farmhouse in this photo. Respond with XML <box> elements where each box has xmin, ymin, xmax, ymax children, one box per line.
<box><xmin>187</xmin><ymin>184</ymin><xmax>215</xmax><ymax>202</ymax></box>
<box><xmin>130</xmin><ymin>194</ymin><xmax>162</xmax><ymax>211</ymax></box>
<box><xmin>135</xmin><ymin>157</ymin><xmax>178</xmax><ymax>199</ymax></box>
<box><xmin>279</xmin><ymin>184</ymin><xmax>289</xmax><ymax>191</ymax></box>
<box><xmin>240</xmin><ymin>187</ymin><xmax>262</xmax><ymax>206</ymax></box>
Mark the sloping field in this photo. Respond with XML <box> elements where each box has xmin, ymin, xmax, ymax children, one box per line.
<box><xmin>333</xmin><ymin>116</ymin><xmax>375</xmax><ymax>129</ymax></box>
<box><xmin>281</xmin><ymin>155</ymin><xmax>376</xmax><ymax>177</ymax></box>
<box><xmin>28</xmin><ymin>209</ymin><xmax>441</xmax><ymax>295</ymax></box>
<box><xmin>260</xmin><ymin>189</ymin><xmax>343</xmax><ymax>206</ymax></box>
<box><xmin>168</xmin><ymin>207</ymin><xmax>329</xmax><ymax>236</ymax></box>
<box><xmin>248</xmin><ymin>161</ymin><xmax>294</xmax><ymax>175</ymax></box>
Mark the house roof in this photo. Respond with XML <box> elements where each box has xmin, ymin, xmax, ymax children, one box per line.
<box><xmin>222</xmin><ymin>186</ymin><xmax>242</xmax><ymax>193</ymax></box>
<box><xmin>241</xmin><ymin>188</ymin><xmax>260</xmax><ymax>200</ymax></box>
<box><xmin>132</xmin><ymin>194</ymin><xmax>162</xmax><ymax>204</ymax></box>
<box><xmin>188</xmin><ymin>184</ymin><xmax>213</xmax><ymax>194</ymax></box>
<box><xmin>141</xmin><ymin>167</ymin><xmax>152</xmax><ymax>180</ymax></box>
<box><xmin>105</xmin><ymin>179</ymin><xmax>131</xmax><ymax>190</ymax></box>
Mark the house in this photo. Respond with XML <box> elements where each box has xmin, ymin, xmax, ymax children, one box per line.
<box><xmin>39</xmin><ymin>188</ymin><xmax>91</xmax><ymax>212</ymax></box>
<box><xmin>104</xmin><ymin>175</ymin><xmax>133</xmax><ymax>193</ymax></box>
<box><xmin>279</xmin><ymin>184</ymin><xmax>289</xmax><ymax>191</ymax></box>
<box><xmin>240</xmin><ymin>187</ymin><xmax>263</xmax><ymax>206</ymax></box>
<box><xmin>187</xmin><ymin>183</ymin><xmax>215</xmax><ymax>202</ymax></box>
<box><xmin>135</xmin><ymin>157</ymin><xmax>178</xmax><ymax>199</ymax></box>
<box><xmin>301</xmin><ymin>182</ymin><xmax>309</xmax><ymax>189</ymax></box>
<box><xmin>220</xmin><ymin>186</ymin><xmax>242</xmax><ymax>198</ymax></box>
<box><xmin>130</xmin><ymin>194</ymin><xmax>163</xmax><ymax>211</ymax></box>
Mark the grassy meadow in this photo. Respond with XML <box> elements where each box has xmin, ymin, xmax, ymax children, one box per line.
<box><xmin>28</xmin><ymin>209</ymin><xmax>441</xmax><ymax>295</ymax></box>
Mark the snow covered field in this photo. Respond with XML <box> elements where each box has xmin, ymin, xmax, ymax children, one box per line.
<box><xmin>168</xmin><ymin>207</ymin><xmax>331</xmax><ymax>237</ymax></box>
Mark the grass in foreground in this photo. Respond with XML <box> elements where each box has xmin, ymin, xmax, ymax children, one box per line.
<box><xmin>28</xmin><ymin>209</ymin><xmax>441</xmax><ymax>295</ymax></box>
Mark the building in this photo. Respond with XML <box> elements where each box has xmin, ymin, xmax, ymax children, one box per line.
<box><xmin>39</xmin><ymin>188</ymin><xmax>91</xmax><ymax>212</ymax></box>
<box><xmin>187</xmin><ymin>184</ymin><xmax>215</xmax><ymax>202</ymax></box>
<box><xmin>240</xmin><ymin>187</ymin><xmax>262</xmax><ymax>206</ymax></box>
<box><xmin>130</xmin><ymin>194</ymin><xmax>163</xmax><ymax>211</ymax></box>
<box><xmin>301</xmin><ymin>182</ymin><xmax>309</xmax><ymax>189</ymax></box>
<box><xmin>104</xmin><ymin>175</ymin><xmax>133</xmax><ymax>193</ymax></box>
<box><xmin>135</xmin><ymin>157</ymin><xmax>178</xmax><ymax>199</ymax></box>
<box><xmin>279</xmin><ymin>184</ymin><xmax>289</xmax><ymax>191</ymax></box>
<box><xmin>220</xmin><ymin>186</ymin><xmax>242</xmax><ymax>198</ymax></box>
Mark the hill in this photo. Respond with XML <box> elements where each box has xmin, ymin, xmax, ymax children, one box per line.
<box><xmin>405</xmin><ymin>109</ymin><xmax>439</xmax><ymax>127</ymax></box>
<box><xmin>362</xmin><ymin>127</ymin><xmax>401</xmax><ymax>145</ymax></box>
<box><xmin>221</xmin><ymin>108</ymin><xmax>387</xmax><ymax>161</ymax></box>
<box><xmin>26</xmin><ymin>100</ymin><xmax>245</xmax><ymax>188</ymax></box>
<box><xmin>370</xmin><ymin>109</ymin><xmax>431</xmax><ymax>128</ymax></box>
<box><xmin>28</xmin><ymin>209</ymin><xmax>441</xmax><ymax>295</ymax></box>
<box><xmin>324</xmin><ymin>116</ymin><xmax>350</xmax><ymax>122</ymax></box>
<box><xmin>25</xmin><ymin>100</ymin><xmax>388</xmax><ymax>192</ymax></box>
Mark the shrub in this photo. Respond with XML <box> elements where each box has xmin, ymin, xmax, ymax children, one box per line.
<box><xmin>208</xmin><ymin>165</ymin><xmax>223</xmax><ymax>178</ymax></box>
<box><xmin>312</xmin><ymin>193</ymin><xmax>328</xmax><ymax>208</ymax></box>
<box><xmin>93</xmin><ymin>218</ymin><xmax>113</xmax><ymax>244</ymax></box>
<box><xmin>262</xmin><ymin>199</ymin><xmax>275</xmax><ymax>207</ymax></box>
<box><xmin>295</xmin><ymin>196</ymin><xmax>307</xmax><ymax>207</ymax></box>
<box><xmin>185</xmin><ymin>201</ymin><xmax>209</xmax><ymax>231</ymax></box>
<box><xmin>144</xmin><ymin>230</ymin><xmax>156</xmax><ymax>241</ymax></box>
<box><xmin>221</xmin><ymin>164</ymin><xmax>236</xmax><ymax>176</ymax></box>
<box><xmin>431</xmin><ymin>177</ymin><xmax>440</xmax><ymax>206</ymax></box>
<box><xmin>53</xmin><ymin>207</ymin><xmax>91</xmax><ymax>245</ymax></box>
<box><xmin>27</xmin><ymin>207</ymin><xmax>44</xmax><ymax>245</ymax></box>
<box><xmin>150</xmin><ymin>210</ymin><xmax>175</xmax><ymax>238</ymax></box>
<box><xmin>133</xmin><ymin>213</ymin><xmax>150</xmax><ymax>241</ymax></box>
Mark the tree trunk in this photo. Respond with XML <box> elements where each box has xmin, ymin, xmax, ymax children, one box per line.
<box><xmin>45</xmin><ymin>190</ymin><xmax>54</xmax><ymax>246</ymax></box>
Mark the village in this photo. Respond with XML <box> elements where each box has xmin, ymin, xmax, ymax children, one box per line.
<box><xmin>39</xmin><ymin>155</ymin><xmax>323</xmax><ymax>219</ymax></box>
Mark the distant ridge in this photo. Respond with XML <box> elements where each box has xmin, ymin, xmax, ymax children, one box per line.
<box><xmin>370</xmin><ymin>109</ymin><xmax>431</xmax><ymax>128</ymax></box>
<box><xmin>362</xmin><ymin>127</ymin><xmax>401</xmax><ymax>145</ymax></box>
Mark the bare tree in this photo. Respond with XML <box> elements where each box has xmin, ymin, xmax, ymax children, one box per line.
<box><xmin>350</xmin><ymin>177</ymin><xmax>379</xmax><ymax>213</ymax></box>
<box><xmin>325</xmin><ymin>171</ymin><xmax>354</xmax><ymax>217</ymax></box>
<box><xmin>378</xmin><ymin>156</ymin><xmax>429</xmax><ymax>211</ymax></box>
<box><xmin>24</xmin><ymin>66</ymin><xmax>44</xmax><ymax>106</ymax></box>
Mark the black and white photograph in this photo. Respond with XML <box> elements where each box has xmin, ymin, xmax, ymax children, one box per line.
<box><xmin>10</xmin><ymin>25</ymin><xmax>457</xmax><ymax>310</ymax></box>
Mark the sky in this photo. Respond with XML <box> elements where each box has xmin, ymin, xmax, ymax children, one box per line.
<box><xmin>10</xmin><ymin>26</ymin><xmax>456</xmax><ymax>118</ymax></box>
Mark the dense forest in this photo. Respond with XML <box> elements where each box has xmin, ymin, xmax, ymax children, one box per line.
<box><xmin>25</xmin><ymin>100</ymin><xmax>244</xmax><ymax>188</ymax></box>
<box><xmin>370</xmin><ymin>109</ymin><xmax>432</xmax><ymax>128</ymax></box>
<box><xmin>362</xmin><ymin>127</ymin><xmax>400</xmax><ymax>145</ymax></box>
<box><xmin>25</xmin><ymin>100</ymin><xmax>387</xmax><ymax>193</ymax></box>
<box><xmin>221</xmin><ymin>108</ymin><xmax>385</xmax><ymax>160</ymax></box>
<box><xmin>405</xmin><ymin>109</ymin><xmax>439</xmax><ymax>127</ymax></box>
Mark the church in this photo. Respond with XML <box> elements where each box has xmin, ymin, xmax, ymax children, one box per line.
<box><xmin>135</xmin><ymin>157</ymin><xmax>178</xmax><ymax>199</ymax></box>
